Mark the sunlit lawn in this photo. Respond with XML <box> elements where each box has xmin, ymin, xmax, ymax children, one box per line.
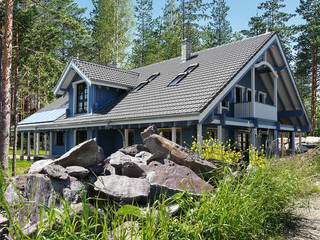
<box><xmin>9</xmin><ymin>148</ymin><xmax>46</xmax><ymax>156</ymax></box>
<box><xmin>8</xmin><ymin>158</ymin><xmax>33</xmax><ymax>176</ymax></box>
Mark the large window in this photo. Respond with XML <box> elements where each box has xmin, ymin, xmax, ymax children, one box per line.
<box><xmin>76</xmin><ymin>82</ymin><xmax>88</xmax><ymax>113</ymax></box>
<box><xmin>76</xmin><ymin>130</ymin><xmax>87</xmax><ymax>145</ymax></box>
<box><xmin>55</xmin><ymin>132</ymin><xmax>65</xmax><ymax>146</ymax></box>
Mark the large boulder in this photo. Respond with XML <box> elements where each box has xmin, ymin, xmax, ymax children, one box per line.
<box><xmin>108</xmin><ymin>151</ymin><xmax>147</xmax><ymax>175</ymax></box>
<box><xmin>94</xmin><ymin>175</ymin><xmax>150</xmax><ymax>203</ymax></box>
<box><xmin>140</xmin><ymin>125</ymin><xmax>159</xmax><ymax>141</ymax></box>
<box><xmin>143</xmin><ymin>134</ymin><xmax>218</xmax><ymax>174</ymax></box>
<box><xmin>42</xmin><ymin>164</ymin><xmax>69</xmax><ymax>180</ymax></box>
<box><xmin>141</xmin><ymin>159</ymin><xmax>213</xmax><ymax>197</ymax></box>
<box><xmin>66</xmin><ymin>166</ymin><xmax>90</xmax><ymax>179</ymax></box>
<box><xmin>28</xmin><ymin>159</ymin><xmax>54</xmax><ymax>174</ymax></box>
<box><xmin>53</xmin><ymin>139</ymin><xmax>104</xmax><ymax>168</ymax></box>
<box><xmin>119</xmin><ymin>144</ymin><xmax>149</xmax><ymax>157</ymax></box>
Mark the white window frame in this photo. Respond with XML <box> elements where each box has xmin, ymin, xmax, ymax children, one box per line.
<box><xmin>235</xmin><ymin>85</ymin><xmax>245</xmax><ymax>103</ymax></box>
<box><xmin>258</xmin><ymin>91</ymin><xmax>267</xmax><ymax>104</ymax></box>
<box><xmin>72</xmin><ymin>80</ymin><xmax>89</xmax><ymax>115</ymax></box>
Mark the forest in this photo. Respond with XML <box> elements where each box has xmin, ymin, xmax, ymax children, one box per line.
<box><xmin>0</xmin><ymin>0</ymin><xmax>319</xmax><ymax>175</ymax></box>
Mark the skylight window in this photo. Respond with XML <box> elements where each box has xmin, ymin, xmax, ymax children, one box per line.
<box><xmin>168</xmin><ymin>63</ymin><xmax>199</xmax><ymax>87</ymax></box>
<box><xmin>132</xmin><ymin>72</ymin><xmax>160</xmax><ymax>93</ymax></box>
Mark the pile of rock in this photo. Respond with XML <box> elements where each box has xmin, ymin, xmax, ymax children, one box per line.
<box><xmin>2</xmin><ymin>126</ymin><xmax>224</xmax><ymax>238</ymax></box>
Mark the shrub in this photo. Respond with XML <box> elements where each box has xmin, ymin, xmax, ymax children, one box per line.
<box><xmin>190</xmin><ymin>136</ymin><xmax>266</xmax><ymax>168</ymax></box>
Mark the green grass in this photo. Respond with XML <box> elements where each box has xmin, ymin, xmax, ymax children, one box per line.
<box><xmin>1</xmin><ymin>149</ymin><xmax>319</xmax><ymax>239</ymax></box>
<box><xmin>8</xmin><ymin>158</ymin><xmax>33</xmax><ymax>176</ymax></box>
<box><xmin>9</xmin><ymin>148</ymin><xmax>46</xmax><ymax>156</ymax></box>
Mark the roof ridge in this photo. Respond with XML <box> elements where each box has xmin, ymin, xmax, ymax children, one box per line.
<box><xmin>196</xmin><ymin>32</ymin><xmax>276</xmax><ymax>112</ymax></box>
<box><xmin>132</xmin><ymin>32</ymin><xmax>276</xmax><ymax>71</ymax></box>
<box><xmin>72</xmin><ymin>58</ymin><xmax>140</xmax><ymax>76</ymax></box>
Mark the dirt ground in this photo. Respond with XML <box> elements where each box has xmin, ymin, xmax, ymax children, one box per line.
<box><xmin>286</xmin><ymin>183</ymin><xmax>320</xmax><ymax>239</ymax></box>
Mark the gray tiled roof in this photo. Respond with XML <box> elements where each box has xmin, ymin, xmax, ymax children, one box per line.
<box><xmin>20</xmin><ymin>32</ymin><xmax>276</xmax><ymax>127</ymax></box>
<box><xmin>103</xmin><ymin>32</ymin><xmax>275</xmax><ymax>120</ymax></box>
<box><xmin>38</xmin><ymin>94</ymin><xmax>68</xmax><ymax>112</ymax></box>
<box><xmin>72</xmin><ymin>58</ymin><xmax>139</xmax><ymax>88</ymax></box>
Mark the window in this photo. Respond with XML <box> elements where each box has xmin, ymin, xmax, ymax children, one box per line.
<box><xmin>235</xmin><ymin>86</ymin><xmax>243</xmax><ymax>103</ymax></box>
<box><xmin>76</xmin><ymin>82</ymin><xmax>88</xmax><ymax>113</ymax></box>
<box><xmin>222</xmin><ymin>99</ymin><xmax>229</xmax><ymax>109</ymax></box>
<box><xmin>132</xmin><ymin>72</ymin><xmax>160</xmax><ymax>93</ymax></box>
<box><xmin>247</xmin><ymin>89</ymin><xmax>252</xmax><ymax>102</ymax></box>
<box><xmin>76</xmin><ymin>130</ymin><xmax>87</xmax><ymax>145</ymax></box>
<box><xmin>168</xmin><ymin>63</ymin><xmax>199</xmax><ymax>86</ymax></box>
<box><xmin>159</xmin><ymin>128</ymin><xmax>182</xmax><ymax>145</ymax></box>
<box><xmin>258</xmin><ymin>92</ymin><xmax>266</xmax><ymax>104</ymax></box>
<box><xmin>55</xmin><ymin>132</ymin><xmax>65</xmax><ymax>146</ymax></box>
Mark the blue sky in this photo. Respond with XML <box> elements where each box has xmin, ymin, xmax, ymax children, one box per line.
<box><xmin>74</xmin><ymin>0</ymin><xmax>303</xmax><ymax>32</ymax></box>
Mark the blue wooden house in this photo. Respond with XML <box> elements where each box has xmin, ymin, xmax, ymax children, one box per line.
<box><xmin>17</xmin><ymin>32</ymin><xmax>310</xmax><ymax>160</ymax></box>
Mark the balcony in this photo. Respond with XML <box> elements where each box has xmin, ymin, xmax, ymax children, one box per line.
<box><xmin>234</xmin><ymin>102</ymin><xmax>277</xmax><ymax>121</ymax></box>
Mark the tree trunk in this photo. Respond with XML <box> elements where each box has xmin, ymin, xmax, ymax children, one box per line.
<box><xmin>12</xmin><ymin>30</ymin><xmax>19</xmax><ymax>176</ymax></box>
<box><xmin>182</xmin><ymin>0</ymin><xmax>185</xmax><ymax>40</ymax></box>
<box><xmin>311</xmin><ymin>45</ymin><xmax>318</xmax><ymax>134</ymax></box>
<box><xmin>0</xmin><ymin>0</ymin><xmax>14</xmax><ymax>176</ymax></box>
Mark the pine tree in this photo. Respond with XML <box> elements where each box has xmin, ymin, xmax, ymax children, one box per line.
<box><xmin>179</xmin><ymin>0</ymin><xmax>210</xmax><ymax>51</ymax></box>
<box><xmin>0</xmin><ymin>0</ymin><xmax>13</xmax><ymax>176</ymax></box>
<box><xmin>202</xmin><ymin>0</ymin><xmax>232</xmax><ymax>48</ymax></box>
<box><xmin>91</xmin><ymin>0</ymin><xmax>134</xmax><ymax>66</ymax></box>
<box><xmin>161</xmin><ymin>0</ymin><xmax>181</xmax><ymax>60</ymax></box>
<box><xmin>241</xmin><ymin>0</ymin><xmax>295</xmax><ymax>61</ymax></box>
<box><xmin>296</xmin><ymin>0</ymin><xmax>320</xmax><ymax>134</ymax></box>
<box><xmin>131</xmin><ymin>0</ymin><xmax>153</xmax><ymax>67</ymax></box>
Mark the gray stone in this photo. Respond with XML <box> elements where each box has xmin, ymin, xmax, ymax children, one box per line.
<box><xmin>4</xmin><ymin>175</ymin><xmax>29</xmax><ymax>204</ymax></box>
<box><xmin>141</xmin><ymin>159</ymin><xmax>213</xmax><ymax>197</ymax></box>
<box><xmin>94</xmin><ymin>175</ymin><xmax>150</xmax><ymax>203</ymax></box>
<box><xmin>108</xmin><ymin>151</ymin><xmax>147</xmax><ymax>175</ymax></box>
<box><xmin>66</xmin><ymin>166</ymin><xmax>89</xmax><ymax>179</ymax></box>
<box><xmin>143</xmin><ymin>134</ymin><xmax>218</xmax><ymax>174</ymax></box>
<box><xmin>28</xmin><ymin>159</ymin><xmax>54</xmax><ymax>174</ymax></box>
<box><xmin>4</xmin><ymin>183</ymin><xmax>21</xmax><ymax>204</ymax></box>
<box><xmin>69</xmin><ymin>203</ymin><xmax>104</xmax><ymax>221</ymax></box>
<box><xmin>109</xmin><ymin>221</ymin><xmax>140</xmax><ymax>240</ymax></box>
<box><xmin>109</xmin><ymin>151</ymin><xmax>131</xmax><ymax>168</ymax></box>
<box><xmin>98</xmin><ymin>146</ymin><xmax>105</xmax><ymax>162</ymax></box>
<box><xmin>0</xmin><ymin>213</ymin><xmax>9</xmax><ymax>226</ymax></box>
<box><xmin>63</xmin><ymin>179</ymin><xmax>85</xmax><ymax>204</ymax></box>
<box><xmin>140</xmin><ymin>125</ymin><xmax>159</xmax><ymax>141</ymax></box>
<box><xmin>53</xmin><ymin>139</ymin><xmax>103</xmax><ymax>168</ymax></box>
<box><xmin>121</xmin><ymin>161</ymin><xmax>146</xmax><ymax>178</ymax></box>
<box><xmin>135</xmin><ymin>151</ymin><xmax>153</xmax><ymax>163</ymax></box>
<box><xmin>43</xmin><ymin>164</ymin><xmax>69</xmax><ymax>180</ymax></box>
<box><xmin>119</xmin><ymin>144</ymin><xmax>149</xmax><ymax>157</ymax></box>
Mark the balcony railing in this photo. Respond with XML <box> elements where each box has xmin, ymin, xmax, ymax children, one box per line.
<box><xmin>234</xmin><ymin>102</ymin><xmax>277</xmax><ymax>121</ymax></box>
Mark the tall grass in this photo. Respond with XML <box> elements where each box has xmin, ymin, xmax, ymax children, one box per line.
<box><xmin>1</xmin><ymin>149</ymin><xmax>319</xmax><ymax>239</ymax></box>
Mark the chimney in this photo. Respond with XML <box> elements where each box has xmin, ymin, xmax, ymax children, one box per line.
<box><xmin>181</xmin><ymin>38</ymin><xmax>192</xmax><ymax>62</ymax></box>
